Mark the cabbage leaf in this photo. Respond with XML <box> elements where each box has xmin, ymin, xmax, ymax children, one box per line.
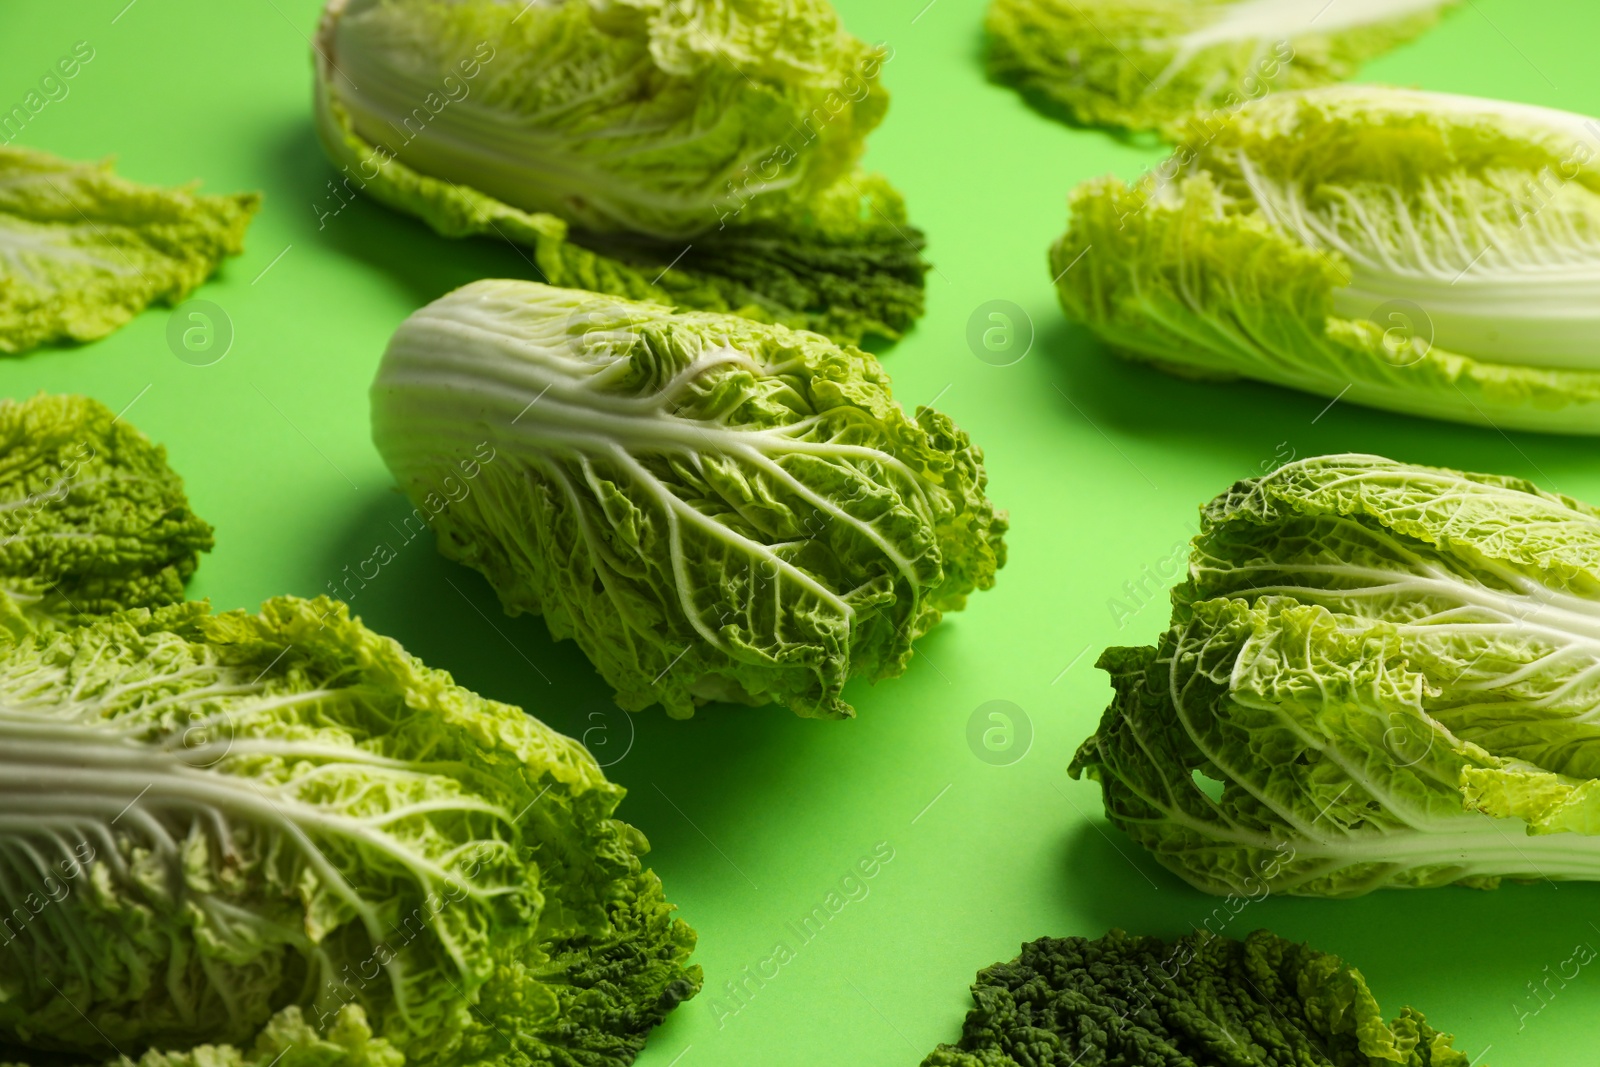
<box><xmin>923</xmin><ymin>929</ymin><xmax>1471</xmax><ymax>1067</ymax></box>
<box><xmin>1072</xmin><ymin>454</ymin><xmax>1600</xmax><ymax>897</ymax></box>
<box><xmin>0</xmin><ymin>146</ymin><xmax>258</xmax><ymax>355</ymax></box>
<box><xmin>370</xmin><ymin>280</ymin><xmax>1006</xmax><ymax>718</ymax></box>
<box><xmin>0</xmin><ymin>393</ymin><xmax>212</xmax><ymax>634</ymax></box>
<box><xmin>1054</xmin><ymin>87</ymin><xmax>1600</xmax><ymax>433</ymax></box>
<box><xmin>0</xmin><ymin>595</ymin><xmax>699</xmax><ymax>1067</ymax></box>
<box><xmin>313</xmin><ymin>0</ymin><xmax>926</xmax><ymax>344</ymax></box>
<box><xmin>987</xmin><ymin>0</ymin><xmax>1454</xmax><ymax>134</ymax></box>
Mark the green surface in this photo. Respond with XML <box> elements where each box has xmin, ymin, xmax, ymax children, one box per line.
<box><xmin>2</xmin><ymin>2</ymin><xmax>1597</xmax><ymax>1064</ymax></box>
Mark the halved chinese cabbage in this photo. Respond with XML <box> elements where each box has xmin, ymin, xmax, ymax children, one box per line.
<box><xmin>1055</xmin><ymin>87</ymin><xmax>1600</xmax><ymax>433</ymax></box>
<box><xmin>313</xmin><ymin>0</ymin><xmax>926</xmax><ymax>343</ymax></box>
<box><xmin>370</xmin><ymin>280</ymin><xmax>1006</xmax><ymax>718</ymax></box>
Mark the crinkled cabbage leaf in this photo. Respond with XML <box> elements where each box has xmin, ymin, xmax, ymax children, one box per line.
<box><xmin>0</xmin><ymin>595</ymin><xmax>699</xmax><ymax>1067</ymax></box>
<box><xmin>370</xmin><ymin>280</ymin><xmax>1006</xmax><ymax>718</ymax></box>
<box><xmin>1055</xmin><ymin>86</ymin><xmax>1600</xmax><ymax>433</ymax></box>
<box><xmin>0</xmin><ymin>392</ymin><xmax>212</xmax><ymax>634</ymax></box>
<box><xmin>313</xmin><ymin>0</ymin><xmax>926</xmax><ymax>344</ymax></box>
<box><xmin>0</xmin><ymin>145</ymin><xmax>258</xmax><ymax>354</ymax></box>
<box><xmin>923</xmin><ymin>929</ymin><xmax>1471</xmax><ymax>1067</ymax></box>
<box><xmin>1072</xmin><ymin>454</ymin><xmax>1600</xmax><ymax>897</ymax></box>
<box><xmin>988</xmin><ymin>0</ymin><xmax>1455</xmax><ymax>134</ymax></box>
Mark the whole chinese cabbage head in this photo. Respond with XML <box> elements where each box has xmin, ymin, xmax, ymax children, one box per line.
<box><xmin>314</xmin><ymin>0</ymin><xmax>926</xmax><ymax>343</ymax></box>
<box><xmin>1054</xmin><ymin>86</ymin><xmax>1600</xmax><ymax>433</ymax></box>
<box><xmin>0</xmin><ymin>595</ymin><xmax>699</xmax><ymax>1067</ymax></box>
<box><xmin>1072</xmin><ymin>454</ymin><xmax>1600</xmax><ymax>897</ymax></box>
<box><xmin>370</xmin><ymin>280</ymin><xmax>1006</xmax><ymax>719</ymax></box>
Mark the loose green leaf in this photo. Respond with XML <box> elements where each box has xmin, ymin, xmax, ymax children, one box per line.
<box><xmin>1054</xmin><ymin>86</ymin><xmax>1600</xmax><ymax>433</ymax></box>
<box><xmin>1073</xmin><ymin>454</ymin><xmax>1600</xmax><ymax>897</ymax></box>
<box><xmin>987</xmin><ymin>0</ymin><xmax>1455</xmax><ymax>134</ymax></box>
<box><xmin>0</xmin><ymin>595</ymin><xmax>699</xmax><ymax>1067</ymax></box>
<box><xmin>0</xmin><ymin>392</ymin><xmax>211</xmax><ymax>633</ymax></box>
<box><xmin>311</xmin><ymin>0</ymin><xmax>927</xmax><ymax>343</ymax></box>
<box><xmin>0</xmin><ymin>146</ymin><xmax>258</xmax><ymax>354</ymax></box>
<box><xmin>370</xmin><ymin>280</ymin><xmax>1006</xmax><ymax>718</ymax></box>
<box><xmin>923</xmin><ymin>929</ymin><xmax>1472</xmax><ymax>1067</ymax></box>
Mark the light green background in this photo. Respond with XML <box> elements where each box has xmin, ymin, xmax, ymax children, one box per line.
<box><xmin>4</xmin><ymin>2</ymin><xmax>1599</xmax><ymax>1063</ymax></box>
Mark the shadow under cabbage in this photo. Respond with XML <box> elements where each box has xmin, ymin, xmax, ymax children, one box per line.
<box><xmin>1036</xmin><ymin>313</ymin><xmax>1590</xmax><ymax>482</ymax></box>
<box><xmin>266</xmin><ymin>121</ymin><xmax>543</xmax><ymax>309</ymax></box>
